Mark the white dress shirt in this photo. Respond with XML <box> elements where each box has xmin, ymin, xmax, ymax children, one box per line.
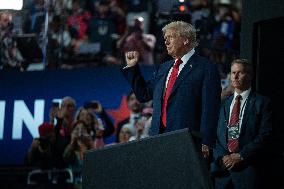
<box><xmin>165</xmin><ymin>48</ymin><xmax>195</xmax><ymax>87</ymax></box>
<box><xmin>229</xmin><ymin>88</ymin><xmax>251</xmax><ymax>131</ymax></box>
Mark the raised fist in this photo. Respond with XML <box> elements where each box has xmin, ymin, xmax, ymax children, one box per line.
<box><xmin>125</xmin><ymin>51</ymin><xmax>139</xmax><ymax>67</ymax></box>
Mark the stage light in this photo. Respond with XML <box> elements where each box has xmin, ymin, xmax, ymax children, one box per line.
<box><xmin>179</xmin><ymin>5</ymin><xmax>186</xmax><ymax>12</ymax></box>
<box><xmin>0</xmin><ymin>0</ymin><xmax>23</xmax><ymax>10</ymax></box>
<box><xmin>179</xmin><ymin>0</ymin><xmax>185</xmax><ymax>3</ymax></box>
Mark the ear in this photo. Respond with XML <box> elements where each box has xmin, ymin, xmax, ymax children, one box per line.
<box><xmin>183</xmin><ymin>39</ymin><xmax>189</xmax><ymax>45</ymax></box>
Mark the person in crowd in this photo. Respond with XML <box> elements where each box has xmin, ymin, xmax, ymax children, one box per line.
<box><xmin>140</xmin><ymin>105</ymin><xmax>153</xmax><ymax>136</ymax></box>
<box><xmin>53</xmin><ymin>96</ymin><xmax>77</xmax><ymax>158</ymax></box>
<box><xmin>122</xmin><ymin>21</ymin><xmax>221</xmax><ymax>159</ymax></box>
<box><xmin>221</xmin><ymin>73</ymin><xmax>234</xmax><ymax>100</ymax></box>
<box><xmin>0</xmin><ymin>11</ymin><xmax>25</xmax><ymax>71</ymax></box>
<box><xmin>26</xmin><ymin>122</ymin><xmax>62</xmax><ymax>169</ymax></box>
<box><xmin>118</xmin><ymin>123</ymin><xmax>135</xmax><ymax>143</ymax></box>
<box><xmin>83</xmin><ymin>100</ymin><xmax>115</xmax><ymax>140</ymax></box>
<box><xmin>118</xmin><ymin>16</ymin><xmax>156</xmax><ymax>65</ymax></box>
<box><xmin>87</xmin><ymin>0</ymin><xmax>123</xmax><ymax>65</ymax></box>
<box><xmin>116</xmin><ymin>91</ymin><xmax>143</xmax><ymax>142</ymax></box>
<box><xmin>63</xmin><ymin>120</ymin><xmax>94</xmax><ymax>188</ymax></box>
<box><xmin>211</xmin><ymin>59</ymin><xmax>273</xmax><ymax>189</ymax></box>
<box><xmin>47</xmin><ymin>15</ymin><xmax>72</xmax><ymax>69</ymax></box>
<box><xmin>129</xmin><ymin>117</ymin><xmax>148</xmax><ymax>141</ymax></box>
<box><xmin>123</xmin><ymin>0</ymin><xmax>153</xmax><ymax>34</ymax></box>
<box><xmin>67</xmin><ymin>0</ymin><xmax>91</xmax><ymax>41</ymax></box>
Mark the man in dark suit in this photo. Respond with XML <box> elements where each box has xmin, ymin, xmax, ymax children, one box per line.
<box><xmin>122</xmin><ymin>21</ymin><xmax>221</xmax><ymax>158</ymax></box>
<box><xmin>116</xmin><ymin>91</ymin><xmax>143</xmax><ymax>142</ymax></box>
<box><xmin>211</xmin><ymin>59</ymin><xmax>273</xmax><ymax>189</ymax></box>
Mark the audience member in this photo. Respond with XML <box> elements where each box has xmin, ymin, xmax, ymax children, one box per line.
<box><xmin>63</xmin><ymin>120</ymin><xmax>94</xmax><ymax>188</ymax></box>
<box><xmin>54</xmin><ymin>96</ymin><xmax>77</xmax><ymax>158</ymax></box>
<box><xmin>129</xmin><ymin>118</ymin><xmax>148</xmax><ymax>141</ymax></box>
<box><xmin>116</xmin><ymin>91</ymin><xmax>143</xmax><ymax>142</ymax></box>
<box><xmin>118</xmin><ymin>16</ymin><xmax>156</xmax><ymax>65</ymax></box>
<box><xmin>83</xmin><ymin>100</ymin><xmax>115</xmax><ymax>140</ymax></box>
<box><xmin>87</xmin><ymin>0</ymin><xmax>122</xmax><ymax>65</ymax></box>
<box><xmin>0</xmin><ymin>11</ymin><xmax>25</xmax><ymax>71</ymax></box>
<box><xmin>123</xmin><ymin>0</ymin><xmax>153</xmax><ymax>33</ymax></box>
<box><xmin>118</xmin><ymin>123</ymin><xmax>134</xmax><ymax>143</ymax></box>
<box><xmin>26</xmin><ymin>122</ymin><xmax>63</xmax><ymax>169</ymax></box>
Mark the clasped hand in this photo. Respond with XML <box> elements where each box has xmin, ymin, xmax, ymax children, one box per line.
<box><xmin>222</xmin><ymin>153</ymin><xmax>242</xmax><ymax>170</ymax></box>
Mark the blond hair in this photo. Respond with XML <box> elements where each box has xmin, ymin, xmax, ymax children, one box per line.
<box><xmin>162</xmin><ymin>21</ymin><xmax>198</xmax><ymax>48</ymax></box>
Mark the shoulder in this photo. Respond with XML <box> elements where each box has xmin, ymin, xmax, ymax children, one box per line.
<box><xmin>155</xmin><ymin>59</ymin><xmax>174</xmax><ymax>72</ymax></box>
<box><xmin>221</xmin><ymin>94</ymin><xmax>233</xmax><ymax>106</ymax></box>
<box><xmin>250</xmin><ymin>92</ymin><xmax>271</xmax><ymax>103</ymax></box>
<box><xmin>192</xmin><ymin>54</ymin><xmax>218</xmax><ymax>70</ymax></box>
<box><xmin>251</xmin><ymin>92</ymin><xmax>271</xmax><ymax>108</ymax></box>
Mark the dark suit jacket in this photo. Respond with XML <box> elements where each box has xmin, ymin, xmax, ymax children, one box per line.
<box><xmin>121</xmin><ymin>53</ymin><xmax>221</xmax><ymax>146</ymax></box>
<box><xmin>212</xmin><ymin>92</ymin><xmax>273</xmax><ymax>188</ymax></box>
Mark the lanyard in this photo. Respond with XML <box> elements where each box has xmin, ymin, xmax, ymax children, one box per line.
<box><xmin>239</xmin><ymin>96</ymin><xmax>249</xmax><ymax>121</ymax></box>
<box><xmin>226</xmin><ymin>96</ymin><xmax>249</xmax><ymax>128</ymax></box>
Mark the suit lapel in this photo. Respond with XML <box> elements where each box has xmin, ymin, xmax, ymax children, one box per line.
<box><xmin>157</xmin><ymin>60</ymin><xmax>175</xmax><ymax>101</ymax></box>
<box><xmin>169</xmin><ymin>54</ymin><xmax>198</xmax><ymax>97</ymax></box>
<box><xmin>224</xmin><ymin>96</ymin><xmax>233</xmax><ymax>125</ymax></box>
<box><xmin>240</xmin><ymin>92</ymin><xmax>256</xmax><ymax>134</ymax></box>
<box><xmin>218</xmin><ymin>96</ymin><xmax>233</xmax><ymax>148</ymax></box>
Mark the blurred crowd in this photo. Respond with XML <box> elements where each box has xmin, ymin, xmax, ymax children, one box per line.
<box><xmin>1</xmin><ymin>0</ymin><xmax>243</xmax><ymax>186</ymax></box>
<box><xmin>26</xmin><ymin>93</ymin><xmax>153</xmax><ymax>187</ymax></box>
<box><xmin>1</xmin><ymin>0</ymin><xmax>241</xmax><ymax>77</ymax></box>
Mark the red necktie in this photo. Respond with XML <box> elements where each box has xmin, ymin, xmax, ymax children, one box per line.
<box><xmin>227</xmin><ymin>95</ymin><xmax>242</xmax><ymax>152</ymax></box>
<box><xmin>161</xmin><ymin>58</ymin><xmax>183</xmax><ymax>127</ymax></box>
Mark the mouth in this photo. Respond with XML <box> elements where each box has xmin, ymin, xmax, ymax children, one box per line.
<box><xmin>232</xmin><ymin>80</ymin><xmax>240</xmax><ymax>85</ymax></box>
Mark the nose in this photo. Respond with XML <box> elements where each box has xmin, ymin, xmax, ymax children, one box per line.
<box><xmin>233</xmin><ymin>73</ymin><xmax>239</xmax><ymax>80</ymax></box>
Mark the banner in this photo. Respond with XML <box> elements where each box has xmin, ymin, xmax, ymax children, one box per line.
<box><xmin>0</xmin><ymin>66</ymin><xmax>153</xmax><ymax>165</ymax></box>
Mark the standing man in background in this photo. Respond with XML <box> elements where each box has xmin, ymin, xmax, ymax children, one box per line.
<box><xmin>211</xmin><ymin>59</ymin><xmax>273</xmax><ymax>189</ymax></box>
<box><xmin>122</xmin><ymin>21</ymin><xmax>221</xmax><ymax>158</ymax></box>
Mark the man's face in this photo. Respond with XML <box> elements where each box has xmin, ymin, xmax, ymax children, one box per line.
<box><xmin>62</xmin><ymin>100</ymin><xmax>76</xmax><ymax>117</ymax></box>
<box><xmin>0</xmin><ymin>13</ymin><xmax>12</xmax><ymax>28</ymax></box>
<box><xmin>230</xmin><ymin>63</ymin><xmax>251</xmax><ymax>91</ymax></box>
<box><xmin>127</xmin><ymin>94</ymin><xmax>141</xmax><ymax>113</ymax></box>
<box><xmin>164</xmin><ymin>29</ymin><xmax>188</xmax><ymax>58</ymax></box>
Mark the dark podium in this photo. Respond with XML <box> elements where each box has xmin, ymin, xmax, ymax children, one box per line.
<box><xmin>83</xmin><ymin>129</ymin><xmax>213</xmax><ymax>189</ymax></box>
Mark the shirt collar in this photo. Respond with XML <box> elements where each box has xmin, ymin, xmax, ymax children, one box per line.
<box><xmin>234</xmin><ymin>88</ymin><xmax>251</xmax><ymax>101</ymax></box>
<box><xmin>130</xmin><ymin>113</ymin><xmax>140</xmax><ymax>120</ymax></box>
<box><xmin>177</xmin><ymin>48</ymin><xmax>195</xmax><ymax>64</ymax></box>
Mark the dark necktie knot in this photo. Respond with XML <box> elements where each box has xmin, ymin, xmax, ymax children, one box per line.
<box><xmin>174</xmin><ymin>58</ymin><xmax>183</xmax><ymax>69</ymax></box>
<box><xmin>236</xmin><ymin>95</ymin><xmax>242</xmax><ymax>101</ymax></box>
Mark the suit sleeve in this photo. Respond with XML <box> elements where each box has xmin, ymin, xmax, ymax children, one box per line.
<box><xmin>211</xmin><ymin>137</ymin><xmax>228</xmax><ymax>173</ymax></box>
<box><xmin>121</xmin><ymin>65</ymin><xmax>156</xmax><ymax>103</ymax></box>
<box><xmin>240</xmin><ymin>98</ymin><xmax>272</xmax><ymax>160</ymax></box>
<box><xmin>200</xmin><ymin>63</ymin><xmax>221</xmax><ymax>147</ymax></box>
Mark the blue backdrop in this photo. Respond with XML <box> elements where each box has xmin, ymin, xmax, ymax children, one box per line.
<box><xmin>0</xmin><ymin>65</ymin><xmax>154</xmax><ymax>165</ymax></box>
